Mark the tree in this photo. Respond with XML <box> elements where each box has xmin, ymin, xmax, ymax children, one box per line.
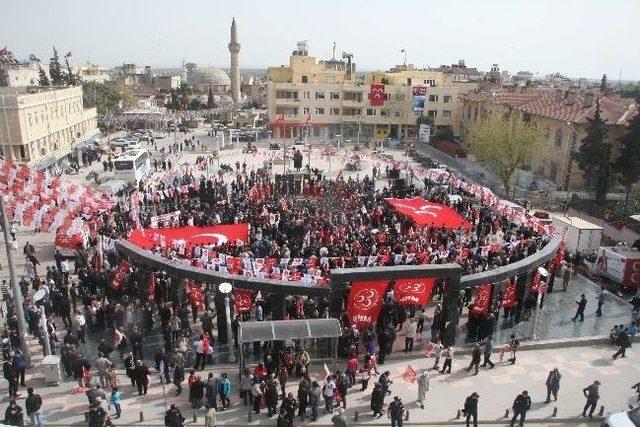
<box><xmin>416</xmin><ymin>114</ymin><xmax>434</xmax><ymax>127</ymax></box>
<box><xmin>188</xmin><ymin>98</ymin><xmax>204</xmax><ymax>110</ymax></box>
<box><xmin>64</xmin><ymin>55</ymin><xmax>77</xmax><ymax>86</ymax></box>
<box><xmin>0</xmin><ymin>67</ymin><xmax>7</xmax><ymax>87</ymax></box>
<box><xmin>82</xmin><ymin>82</ymin><xmax>135</xmax><ymax>132</ymax></box>
<box><xmin>207</xmin><ymin>84</ymin><xmax>216</xmax><ymax>109</ymax></box>
<box><xmin>49</xmin><ymin>46</ymin><xmax>63</xmax><ymax>86</ymax></box>
<box><xmin>574</xmin><ymin>100</ymin><xmax>610</xmax><ymax>203</ymax></box>
<box><xmin>38</xmin><ymin>67</ymin><xmax>50</xmax><ymax>86</ymax></box>
<box><xmin>614</xmin><ymin>113</ymin><xmax>640</xmax><ymax>211</ymax></box>
<box><xmin>600</xmin><ymin>74</ymin><xmax>608</xmax><ymax>92</ymax></box>
<box><xmin>466</xmin><ymin>114</ymin><xmax>545</xmax><ymax>197</ymax></box>
<box><xmin>167</xmin><ymin>83</ymin><xmax>192</xmax><ymax>111</ymax></box>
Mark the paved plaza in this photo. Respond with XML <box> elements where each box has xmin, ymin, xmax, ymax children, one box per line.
<box><xmin>0</xmin><ymin>130</ymin><xmax>636</xmax><ymax>426</ymax></box>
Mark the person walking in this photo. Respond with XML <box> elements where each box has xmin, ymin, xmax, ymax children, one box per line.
<box><xmin>251</xmin><ymin>379</ymin><xmax>263</xmax><ymax>415</ymax></box>
<box><xmin>219</xmin><ymin>373</ymin><xmax>231</xmax><ymax>410</ymax></box>
<box><xmin>110</xmin><ymin>386</ymin><xmax>122</xmax><ymax>419</ymax></box>
<box><xmin>562</xmin><ymin>262</ymin><xmax>572</xmax><ymax>291</ymax></box>
<box><xmin>440</xmin><ymin>346</ymin><xmax>453</xmax><ymax>374</ymax></box>
<box><xmin>596</xmin><ymin>287</ymin><xmax>607</xmax><ymax>317</ymax></box>
<box><xmin>164</xmin><ymin>404</ymin><xmax>185</xmax><ymax>427</ymax></box>
<box><xmin>545</xmin><ymin>368</ymin><xmax>561</xmax><ymax>403</ymax></box>
<box><xmin>613</xmin><ymin>328</ymin><xmax>631</xmax><ymax>359</ymax></box>
<box><xmin>173</xmin><ymin>363</ymin><xmax>185</xmax><ymax>396</ymax></box>
<box><xmin>572</xmin><ymin>294</ymin><xmax>587</xmax><ymax>322</ymax></box>
<box><xmin>481</xmin><ymin>336</ymin><xmax>495</xmax><ymax>369</ymax></box>
<box><xmin>465</xmin><ymin>343</ymin><xmax>481</xmax><ymax>375</ymax></box>
<box><xmin>134</xmin><ymin>360</ymin><xmax>150</xmax><ymax>395</ymax></box>
<box><xmin>96</xmin><ymin>353</ymin><xmax>111</xmax><ymax>389</ymax></box>
<box><xmin>205</xmin><ymin>373</ymin><xmax>219</xmax><ymax>410</ymax></box>
<box><xmin>309</xmin><ymin>381</ymin><xmax>321</xmax><ymax>421</ymax></box>
<box><xmin>297</xmin><ymin>375</ymin><xmax>310</xmax><ymax>420</ymax></box>
<box><xmin>582</xmin><ymin>380</ymin><xmax>601</xmax><ymax>418</ymax></box>
<box><xmin>432</xmin><ymin>340</ymin><xmax>444</xmax><ymax>370</ymax></box>
<box><xmin>507</xmin><ymin>335</ymin><xmax>520</xmax><ymax>364</ymax></box>
<box><xmin>416</xmin><ymin>370</ymin><xmax>430</xmax><ymax>409</ymax></box>
<box><xmin>370</xmin><ymin>383</ymin><xmax>385</xmax><ymax>418</ymax></box>
<box><xmin>463</xmin><ymin>392</ymin><xmax>479</xmax><ymax>427</ymax></box>
<box><xmin>323</xmin><ymin>375</ymin><xmax>336</xmax><ymax>413</ymax></box>
<box><xmin>388</xmin><ymin>396</ymin><xmax>405</xmax><ymax>427</ymax></box>
<box><xmin>510</xmin><ymin>390</ymin><xmax>531</xmax><ymax>426</ymax></box>
<box><xmin>25</xmin><ymin>387</ymin><xmax>44</xmax><ymax>427</ymax></box>
<box><xmin>3</xmin><ymin>356</ymin><xmax>18</xmax><ymax>398</ymax></box>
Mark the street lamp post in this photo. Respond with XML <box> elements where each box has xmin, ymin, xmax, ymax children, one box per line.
<box><xmin>0</xmin><ymin>196</ymin><xmax>32</xmax><ymax>367</ymax></box>
<box><xmin>218</xmin><ymin>282</ymin><xmax>236</xmax><ymax>362</ymax></box>
<box><xmin>562</xmin><ymin>122</ymin><xmax>578</xmax><ymax>213</ymax></box>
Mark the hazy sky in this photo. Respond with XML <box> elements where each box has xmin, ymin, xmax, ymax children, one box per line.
<box><xmin>2</xmin><ymin>0</ymin><xmax>639</xmax><ymax>79</ymax></box>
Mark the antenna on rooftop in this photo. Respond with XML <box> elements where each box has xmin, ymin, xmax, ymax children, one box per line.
<box><xmin>332</xmin><ymin>41</ymin><xmax>336</xmax><ymax>61</ymax></box>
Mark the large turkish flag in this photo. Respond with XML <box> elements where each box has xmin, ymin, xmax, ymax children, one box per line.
<box><xmin>393</xmin><ymin>277</ymin><xmax>435</xmax><ymax>307</ymax></box>
<box><xmin>370</xmin><ymin>83</ymin><xmax>385</xmax><ymax>106</ymax></box>
<box><xmin>500</xmin><ymin>280</ymin><xmax>517</xmax><ymax>308</ymax></box>
<box><xmin>347</xmin><ymin>280</ymin><xmax>389</xmax><ymax>329</ymax></box>
<box><xmin>386</xmin><ymin>198</ymin><xmax>470</xmax><ymax>229</ymax></box>
<box><xmin>233</xmin><ymin>289</ymin><xmax>253</xmax><ymax>313</ymax></box>
<box><xmin>129</xmin><ymin>224</ymin><xmax>249</xmax><ymax>249</ymax></box>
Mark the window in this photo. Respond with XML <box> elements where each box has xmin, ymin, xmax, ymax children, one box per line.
<box><xmin>330</xmin><ymin>92</ymin><xmax>340</xmax><ymax>100</ymax></box>
<box><xmin>442</xmin><ymin>110</ymin><xmax>452</xmax><ymax>118</ymax></box>
<box><xmin>554</xmin><ymin>129</ymin><xmax>563</xmax><ymax>147</ymax></box>
<box><xmin>303</xmin><ymin>107</ymin><xmax>310</xmax><ymax>115</ymax></box>
<box><xmin>331</xmin><ymin>108</ymin><xmax>340</xmax><ymax>115</ymax></box>
<box><xmin>366</xmin><ymin>108</ymin><xmax>376</xmax><ymax>116</ymax></box>
<box><xmin>380</xmin><ymin>109</ymin><xmax>389</xmax><ymax>117</ymax></box>
<box><xmin>276</xmin><ymin>90</ymin><xmax>298</xmax><ymax>99</ymax></box>
<box><xmin>427</xmin><ymin>110</ymin><xmax>438</xmax><ymax>118</ymax></box>
<box><xmin>301</xmin><ymin>75</ymin><xmax>308</xmax><ymax>83</ymax></box>
<box><xmin>315</xmin><ymin>92</ymin><xmax>325</xmax><ymax>100</ymax></box>
<box><xmin>407</xmin><ymin>78</ymin><xmax>412</xmax><ymax>86</ymax></box>
<box><xmin>303</xmin><ymin>92</ymin><xmax>310</xmax><ymax>99</ymax></box>
<box><xmin>315</xmin><ymin>107</ymin><xmax>324</xmax><ymax>115</ymax></box>
<box><xmin>443</xmin><ymin>95</ymin><xmax>452</xmax><ymax>103</ymax></box>
<box><xmin>428</xmin><ymin>95</ymin><xmax>439</xmax><ymax>102</ymax></box>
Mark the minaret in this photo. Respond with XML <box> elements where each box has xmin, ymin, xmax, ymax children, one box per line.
<box><xmin>228</xmin><ymin>17</ymin><xmax>241</xmax><ymax>103</ymax></box>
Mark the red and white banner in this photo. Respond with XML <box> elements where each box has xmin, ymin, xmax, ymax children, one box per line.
<box><xmin>370</xmin><ymin>83</ymin><xmax>385</xmax><ymax>106</ymax></box>
<box><xmin>187</xmin><ymin>281</ymin><xmax>204</xmax><ymax>311</ymax></box>
<box><xmin>530</xmin><ymin>270</ymin><xmax>542</xmax><ymax>293</ymax></box>
<box><xmin>402</xmin><ymin>365</ymin><xmax>417</xmax><ymax>383</ymax></box>
<box><xmin>500</xmin><ymin>280</ymin><xmax>517</xmax><ymax>308</ymax></box>
<box><xmin>110</xmin><ymin>260</ymin><xmax>131</xmax><ymax>291</ymax></box>
<box><xmin>386</xmin><ymin>197</ymin><xmax>470</xmax><ymax>229</ymax></box>
<box><xmin>347</xmin><ymin>280</ymin><xmax>389</xmax><ymax>329</ymax></box>
<box><xmin>470</xmin><ymin>283</ymin><xmax>491</xmax><ymax>316</ymax></box>
<box><xmin>233</xmin><ymin>289</ymin><xmax>253</xmax><ymax>313</ymax></box>
<box><xmin>393</xmin><ymin>277</ymin><xmax>435</xmax><ymax>307</ymax></box>
<box><xmin>129</xmin><ymin>224</ymin><xmax>249</xmax><ymax>250</ymax></box>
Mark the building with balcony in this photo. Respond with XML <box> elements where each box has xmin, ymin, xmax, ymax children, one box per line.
<box><xmin>0</xmin><ymin>86</ymin><xmax>99</xmax><ymax>168</ymax></box>
<box><xmin>266</xmin><ymin>44</ymin><xmax>478</xmax><ymax>140</ymax></box>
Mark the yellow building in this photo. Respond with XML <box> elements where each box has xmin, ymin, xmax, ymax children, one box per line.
<box><xmin>267</xmin><ymin>45</ymin><xmax>478</xmax><ymax>140</ymax></box>
<box><xmin>0</xmin><ymin>86</ymin><xmax>99</xmax><ymax>168</ymax></box>
<box><xmin>460</xmin><ymin>87</ymin><xmax>639</xmax><ymax>190</ymax></box>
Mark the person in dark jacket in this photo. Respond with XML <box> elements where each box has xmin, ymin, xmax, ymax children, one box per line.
<box><xmin>205</xmin><ymin>373</ymin><xmax>219</xmax><ymax>409</ymax></box>
<box><xmin>87</xmin><ymin>402</ymin><xmax>107</xmax><ymax>427</ymax></box>
<box><xmin>25</xmin><ymin>388</ymin><xmax>43</xmax><ymax>427</ymax></box>
<box><xmin>124</xmin><ymin>352</ymin><xmax>136</xmax><ymax>386</ymax></box>
<box><xmin>582</xmin><ymin>380</ymin><xmax>601</xmax><ymax>418</ymax></box>
<box><xmin>465</xmin><ymin>344</ymin><xmax>482</xmax><ymax>375</ymax></box>
<box><xmin>134</xmin><ymin>360</ymin><xmax>150</xmax><ymax>395</ymax></box>
<box><xmin>545</xmin><ymin>368</ymin><xmax>561</xmax><ymax>402</ymax></box>
<box><xmin>464</xmin><ymin>392</ymin><xmax>479</xmax><ymax>427</ymax></box>
<box><xmin>370</xmin><ymin>383</ymin><xmax>385</xmax><ymax>418</ymax></box>
<box><xmin>164</xmin><ymin>404</ymin><xmax>185</xmax><ymax>427</ymax></box>
<box><xmin>572</xmin><ymin>294</ymin><xmax>587</xmax><ymax>322</ymax></box>
<box><xmin>72</xmin><ymin>353</ymin><xmax>91</xmax><ymax>388</ymax></box>
<box><xmin>173</xmin><ymin>363</ymin><xmax>185</xmax><ymax>396</ymax></box>
<box><xmin>388</xmin><ymin>396</ymin><xmax>405</xmax><ymax>427</ymax></box>
<box><xmin>3</xmin><ymin>357</ymin><xmax>18</xmax><ymax>398</ymax></box>
<box><xmin>13</xmin><ymin>349</ymin><xmax>26</xmax><ymax>386</ymax></box>
<box><xmin>613</xmin><ymin>330</ymin><xmax>631</xmax><ymax>359</ymax></box>
<box><xmin>266</xmin><ymin>378</ymin><xmax>279</xmax><ymax>417</ymax></box>
<box><xmin>511</xmin><ymin>390</ymin><xmax>531</xmax><ymax>426</ymax></box>
<box><xmin>4</xmin><ymin>399</ymin><xmax>24</xmax><ymax>426</ymax></box>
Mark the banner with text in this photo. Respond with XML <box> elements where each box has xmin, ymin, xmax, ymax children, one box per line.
<box><xmin>393</xmin><ymin>277</ymin><xmax>436</xmax><ymax>306</ymax></box>
<box><xmin>347</xmin><ymin>280</ymin><xmax>389</xmax><ymax>329</ymax></box>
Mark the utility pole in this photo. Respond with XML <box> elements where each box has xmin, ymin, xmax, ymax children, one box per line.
<box><xmin>0</xmin><ymin>196</ymin><xmax>32</xmax><ymax>367</ymax></box>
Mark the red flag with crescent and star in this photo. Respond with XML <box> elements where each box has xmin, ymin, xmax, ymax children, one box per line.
<box><xmin>386</xmin><ymin>197</ymin><xmax>470</xmax><ymax>229</ymax></box>
<box><xmin>370</xmin><ymin>83</ymin><xmax>385</xmax><ymax>106</ymax></box>
<box><xmin>347</xmin><ymin>280</ymin><xmax>389</xmax><ymax>329</ymax></box>
<box><xmin>500</xmin><ymin>280</ymin><xmax>517</xmax><ymax>308</ymax></box>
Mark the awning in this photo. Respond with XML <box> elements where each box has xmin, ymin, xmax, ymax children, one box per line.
<box><xmin>238</xmin><ymin>318</ymin><xmax>341</xmax><ymax>343</ymax></box>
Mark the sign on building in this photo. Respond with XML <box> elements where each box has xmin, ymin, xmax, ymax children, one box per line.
<box><xmin>418</xmin><ymin>124</ymin><xmax>431</xmax><ymax>142</ymax></box>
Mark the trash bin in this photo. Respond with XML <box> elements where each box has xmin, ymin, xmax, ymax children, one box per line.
<box><xmin>41</xmin><ymin>355</ymin><xmax>62</xmax><ymax>386</ymax></box>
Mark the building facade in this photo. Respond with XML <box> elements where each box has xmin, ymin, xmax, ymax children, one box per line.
<box><xmin>266</xmin><ymin>46</ymin><xmax>478</xmax><ymax>140</ymax></box>
<box><xmin>460</xmin><ymin>87</ymin><xmax>638</xmax><ymax>190</ymax></box>
<box><xmin>0</xmin><ymin>86</ymin><xmax>98</xmax><ymax>168</ymax></box>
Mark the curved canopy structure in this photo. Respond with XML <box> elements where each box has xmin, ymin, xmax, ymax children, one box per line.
<box><xmin>238</xmin><ymin>318</ymin><xmax>341</xmax><ymax>343</ymax></box>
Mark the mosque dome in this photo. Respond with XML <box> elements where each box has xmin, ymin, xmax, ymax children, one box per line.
<box><xmin>187</xmin><ymin>66</ymin><xmax>231</xmax><ymax>86</ymax></box>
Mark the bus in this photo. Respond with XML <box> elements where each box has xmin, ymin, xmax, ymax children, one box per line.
<box><xmin>113</xmin><ymin>149</ymin><xmax>151</xmax><ymax>185</ymax></box>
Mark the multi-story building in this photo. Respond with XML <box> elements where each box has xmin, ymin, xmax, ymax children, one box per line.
<box><xmin>1</xmin><ymin>50</ymin><xmax>42</xmax><ymax>87</ymax></box>
<box><xmin>73</xmin><ymin>62</ymin><xmax>110</xmax><ymax>83</ymax></box>
<box><xmin>0</xmin><ymin>86</ymin><xmax>99</xmax><ymax>168</ymax></box>
<box><xmin>460</xmin><ymin>87</ymin><xmax>639</xmax><ymax>190</ymax></box>
<box><xmin>266</xmin><ymin>44</ymin><xmax>478</xmax><ymax>140</ymax></box>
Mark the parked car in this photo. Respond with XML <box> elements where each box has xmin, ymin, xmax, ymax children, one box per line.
<box><xmin>603</xmin><ymin>405</ymin><xmax>640</xmax><ymax>426</ymax></box>
<box><xmin>386</xmin><ymin>138</ymin><xmax>404</xmax><ymax>148</ymax></box>
<box><xmin>152</xmin><ymin>131</ymin><xmax>166</xmax><ymax>139</ymax></box>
